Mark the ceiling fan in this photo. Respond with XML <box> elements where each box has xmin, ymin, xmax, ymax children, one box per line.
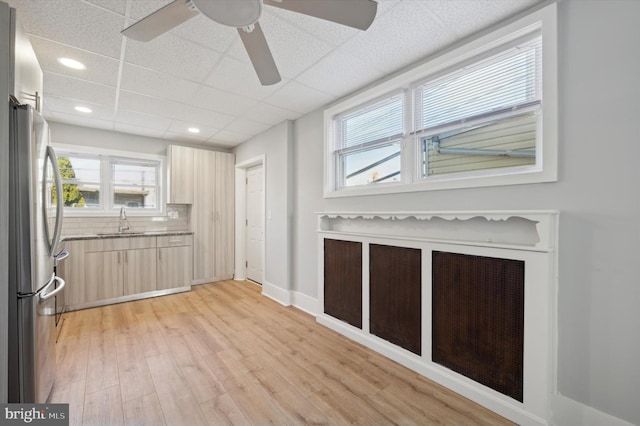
<box><xmin>121</xmin><ymin>0</ymin><xmax>378</xmax><ymax>86</ymax></box>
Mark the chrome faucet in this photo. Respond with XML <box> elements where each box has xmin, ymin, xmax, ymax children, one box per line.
<box><xmin>118</xmin><ymin>207</ymin><xmax>130</xmax><ymax>232</ymax></box>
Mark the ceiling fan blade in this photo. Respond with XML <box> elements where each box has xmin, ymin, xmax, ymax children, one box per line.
<box><xmin>121</xmin><ymin>0</ymin><xmax>199</xmax><ymax>42</ymax></box>
<box><xmin>264</xmin><ymin>0</ymin><xmax>378</xmax><ymax>31</ymax></box>
<box><xmin>238</xmin><ymin>23</ymin><xmax>282</xmax><ymax>86</ymax></box>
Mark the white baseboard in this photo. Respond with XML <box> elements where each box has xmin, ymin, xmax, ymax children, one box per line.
<box><xmin>261</xmin><ymin>281</ymin><xmax>292</xmax><ymax>306</ymax></box>
<box><xmin>550</xmin><ymin>394</ymin><xmax>634</xmax><ymax>426</ymax></box>
<box><xmin>291</xmin><ymin>291</ymin><xmax>318</xmax><ymax>316</ymax></box>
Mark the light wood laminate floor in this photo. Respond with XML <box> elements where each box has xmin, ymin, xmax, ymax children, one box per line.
<box><xmin>51</xmin><ymin>280</ymin><xmax>512</xmax><ymax>425</ymax></box>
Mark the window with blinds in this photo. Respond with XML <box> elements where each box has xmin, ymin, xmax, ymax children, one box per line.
<box><xmin>333</xmin><ymin>93</ymin><xmax>404</xmax><ymax>187</ymax></box>
<box><xmin>416</xmin><ymin>34</ymin><xmax>542</xmax><ymax>178</ymax></box>
<box><xmin>323</xmin><ymin>4</ymin><xmax>556</xmax><ymax>197</ymax></box>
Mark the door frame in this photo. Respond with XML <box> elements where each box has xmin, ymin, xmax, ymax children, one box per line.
<box><xmin>234</xmin><ymin>155</ymin><xmax>266</xmax><ymax>283</ymax></box>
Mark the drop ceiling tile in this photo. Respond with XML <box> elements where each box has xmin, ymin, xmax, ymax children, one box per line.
<box><xmin>129</xmin><ymin>0</ymin><xmax>173</xmax><ymax>20</ymax></box>
<box><xmin>242</xmin><ymin>102</ymin><xmax>301</xmax><ymax>126</ymax></box>
<box><xmin>115</xmin><ymin>109</ymin><xmax>173</xmax><ymax>132</ymax></box>
<box><xmin>119</xmin><ymin>64</ymin><xmax>200</xmax><ymax>104</ymax></box>
<box><xmin>227</xmin><ymin>13</ymin><xmax>334</xmax><ymax>79</ymax></box>
<box><xmin>117</xmin><ymin>90</ymin><xmax>235</xmax><ymax>129</ymax></box>
<box><xmin>44</xmin><ymin>72</ymin><xmax>116</xmax><ymax>107</ymax></box>
<box><xmin>44</xmin><ymin>95</ymin><xmax>115</xmax><ymax>122</ymax></box>
<box><xmin>204</xmin><ymin>56</ymin><xmax>284</xmax><ymax>100</ymax></box>
<box><xmin>30</xmin><ymin>37</ymin><xmax>120</xmax><ymax>86</ymax></box>
<box><xmin>190</xmin><ymin>85</ymin><xmax>258</xmax><ymax>117</ymax></box>
<box><xmin>125</xmin><ymin>32</ymin><xmax>220</xmax><ymax>82</ymax></box>
<box><xmin>208</xmin><ymin>130</ymin><xmax>252</xmax><ymax>145</ymax></box>
<box><xmin>264</xmin><ymin>81</ymin><xmax>333</xmax><ymax>114</ymax></box>
<box><xmin>263</xmin><ymin>7</ymin><xmax>358</xmax><ymax>47</ymax></box>
<box><xmin>425</xmin><ymin>0</ymin><xmax>541</xmax><ymax>38</ymax></box>
<box><xmin>7</xmin><ymin>0</ymin><xmax>125</xmax><ymax>59</ymax></box>
<box><xmin>169</xmin><ymin>14</ymin><xmax>238</xmax><ymax>53</ymax></box>
<box><xmin>162</xmin><ymin>131</ymin><xmax>209</xmax><ymax>144</ymax></box>
<box><xmin>113</xmin><ymin>123</ymin><xmax>166</xmax><ymax>139</ymax></box>
<box><xmin>339</xmin><ymin>1</ymin><xmax>456</xmax><ymax>75</ymax></box>
<box><xmin>167</xmin><ymin>121</ymin><xmax>220</xmax><ymax>139</ymax></box>
<box><xmin>86</xmin><ymin>0</ymin><xmax>126</xmax><ymax>15</ymax></box>
<box><xmin>225</xmin><ymin>118</ymin><xmax>272</xmax><ymax>136</ymax></box>
<box><xmin>47</xmin><ymin>111</ymin><xmax>115</xmax><ymax>132</ymax></box>
<box><xmin>295</xmin><ymin>49</ymin><xmax>384</xmax><ymax>97</ymax></box>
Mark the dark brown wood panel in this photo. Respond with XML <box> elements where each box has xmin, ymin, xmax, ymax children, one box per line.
<box><xmin>432</xmin><ymin>251</ymin><xmax>524</xmax><ymax>402</ymax></box>
<box><xmin>324</xmin><ymin>239</ymin><xmax>362</xmax><ymax>328</ymax></box>
<box><xmin>370</xmin><ymin>244</ymin><xmax>422</xmax><ymax>355</ymax></box>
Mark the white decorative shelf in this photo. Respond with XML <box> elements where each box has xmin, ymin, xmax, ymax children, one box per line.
<box><xmin>317</xmin><ymin>210</ymin><xmax>558</xmax><ymax>252</ymax></box>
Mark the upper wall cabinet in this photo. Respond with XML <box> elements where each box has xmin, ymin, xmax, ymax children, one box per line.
<box><xmin>167</xmin><ymin>145</ymin><xmax>194</xmax><ymax>204</ymax></box>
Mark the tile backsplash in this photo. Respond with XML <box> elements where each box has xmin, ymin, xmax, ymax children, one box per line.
<box><xmin>61</xmin><ymin>204</ymin><xmax>190</xmax><ymax>236</ymax></box>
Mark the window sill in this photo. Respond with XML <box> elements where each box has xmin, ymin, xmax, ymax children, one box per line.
<box><xmin>324</xmin><ymin>167</ymin><xmax>556</xmax><ymax>198</ymax></box>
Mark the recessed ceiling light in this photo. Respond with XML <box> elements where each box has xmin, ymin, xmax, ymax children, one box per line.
<box><xmin>58</xmin><ymin>57</ymin><xmax>86</xmax><ymax>70</ymax></box>
<box><xmin>188</xmin><ymin>127</ymin><xmax>200</xmax><ymax>133</ymax></box>
<box><xmin>74</xmin><ymin>106</ymin><xmax>92</xmax><ymax>113</ymax></box>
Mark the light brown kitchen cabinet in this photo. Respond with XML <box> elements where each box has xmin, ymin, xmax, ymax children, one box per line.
<box><xmin>167</xmin><ymin>145</ymin><xmax>194</xmax><ymax>204</ymax></box>
<box><xmin>157</xmin><ymin>235</ymin><xmax>193</xmax><ymax>290</ymax></box>
<box><xmin>192</xmin><ymin>150</ymin><xmax>234</xmax><ymax>284</ymax></box>
<box><xmin>123</xmin><ymin>248</ymin><xmax>157</xmax><ymax>296</ymax></box>
<box><xmin>84</xmin><ymin>250</ymin><xmax>123</xmax><ymax>302</ymax></box>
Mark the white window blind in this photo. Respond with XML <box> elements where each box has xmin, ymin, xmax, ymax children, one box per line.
<box><xmin>336</xmin><ymin>93</ymin><xmax>404</xmax><ymax>152</ymax></box>
<box><xmin>415</xmin><ymin>34</ymin><xmax>542</xmax><ymax>136</ymax></box>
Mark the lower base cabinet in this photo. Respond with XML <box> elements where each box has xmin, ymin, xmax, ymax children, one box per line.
<box><xmin>62</xmin><ymin>234</ymin><xmax>192</xmax><ymax>309</ymax></box>
<box><xmin>157</xmin><ymin>235</ymin><xmax>193</xmax><ymax>290</ymax></box>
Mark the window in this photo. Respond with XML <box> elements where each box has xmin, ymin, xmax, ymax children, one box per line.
<box><xmin>334</xmin><ymin>93</ymin><xmax>404</xmax><ymax>188</ymax></box>
<box><xmin>53</xmin><ymin>148</ymin><xmax>163</xmax><ymax>214</ymax></box>
<box><xmin>416</xmin><ymin>35</ymin><xmax>541</xmax><ymax>179</ymax></box>
<box><xmin>324</xmin><ymin>4</ymin><xmax>557</xmax><ymax>197</ymax></box>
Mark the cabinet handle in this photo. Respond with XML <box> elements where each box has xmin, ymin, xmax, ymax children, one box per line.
<box><xmin>125</xmin><ymin>251</ymin><xmax>128</xmax><ymax>265</ymax></box>
<box><xmin>118</xmin><ymin>251</ymin><xmax>121</xmax><ymax>264</ymax></box>
<box><xmin>159</xmin><ymin>250</ymin><xmax>162</xmax><ymax>261</ymax></box>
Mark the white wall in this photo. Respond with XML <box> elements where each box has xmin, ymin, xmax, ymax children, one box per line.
<box><xmin>288</xmin><ymin>1</ymin><xmax>640</xmax><ymax>424</ymax></box>
<box><xmin>234</xmin><ymin>121</ymin><xmax>293</xmax><ymax>297</ymax></box>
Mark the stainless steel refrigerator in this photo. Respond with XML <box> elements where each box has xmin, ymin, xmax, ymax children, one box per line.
<box><xmin>7</xmin><ymin>100</ymin><xmax>65</xmax><ymax>403</ymax></box>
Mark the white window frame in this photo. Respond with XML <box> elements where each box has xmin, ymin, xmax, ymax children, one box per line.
<box><xmin>324</xmin><ymin>3</ymin><xmax>557</xmax><ymax>198</ymax></box>
<box><xmin>54</xmin><ymin>144</ymin><xmax>165</xmax><ymax>216</ymax></box>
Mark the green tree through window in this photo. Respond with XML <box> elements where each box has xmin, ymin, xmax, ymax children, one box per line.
<box><xmin>54</xmin><ymin>157</ymin><xmax>86</xmax><ymax>207</ymax></box>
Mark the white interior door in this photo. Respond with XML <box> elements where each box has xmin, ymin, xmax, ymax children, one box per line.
<box><xmin>246</xmin><ymin>165</ymin><xmax>264</xmax><ymax>283</ymax></box>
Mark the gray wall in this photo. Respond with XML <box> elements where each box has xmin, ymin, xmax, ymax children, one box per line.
<box><xmin>234</xmin><ymin>121</ymin><xmax>293</xmax><ymax>292</ymax></box>
<box><xmin>290</xmin><ymin>1</ymin><xmax>640</xmax><ymax>423</ymax></box>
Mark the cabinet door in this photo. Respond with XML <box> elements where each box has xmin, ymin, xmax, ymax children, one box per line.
<box><xmin>123</xmin><ymin>248</ymin><xmax>157</xmax><ymax>296</ymax></box>
<box><xmin>157</xmin><ymin>245</ymin><xmax>192</xmax><ymax>290</ymax></box>
<box><xmin>192</xmin><ymin>150</ymin><xmax>216</xmax><ymax>281</ymax></box>
<box><xmin>167</xmin><ymin>145</ymin><xmax>194</xmax><ymax>204</ymax></box>
<box><xmin>60</xmin><ymin>240</ymin><xmax>86</xmax><ymax>306</ymax></box>
<box><xmin>84</xmin><ymin>251</ymin><xmax>123</xmax><ymax>302</ymax></box>
<box><xmin>213</xmin><ymin>152</ymin><xmax>235</xmax><ymax>277</ymax></box>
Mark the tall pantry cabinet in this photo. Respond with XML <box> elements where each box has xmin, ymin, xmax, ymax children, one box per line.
<box><xmin>167</xmin><ymin>145</ymin><xmax>234</xmax><ymax>284</ymax></box>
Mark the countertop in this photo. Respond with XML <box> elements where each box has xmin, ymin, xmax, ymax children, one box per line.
<box><xmin>62</xmin><ymin>230</ymin><xmax>194</xmax><ymax>241</ymax></box>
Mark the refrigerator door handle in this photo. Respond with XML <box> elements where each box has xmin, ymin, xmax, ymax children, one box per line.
<box><xmin>45</xmin><ymin>145</ymin><xmax>64</xmax><ymax>255</ymax></box>
<box><xmin>39</xmin><ymin>275</ymin><xmax>65</xmax><ymax>303</ymax></box>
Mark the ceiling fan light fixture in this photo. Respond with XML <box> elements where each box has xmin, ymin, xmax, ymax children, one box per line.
<box><xmin>191</xmin><ymin>0</ymin><xmax>262</xmax><ymax>27</ymax></box>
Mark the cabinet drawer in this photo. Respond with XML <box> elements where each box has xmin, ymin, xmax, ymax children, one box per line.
<box><xmin>157</xmin><ymin>234</ymin><xmax>193</xmax><ymax>247</ymax></box>
<box><xmin>84</xmin><ymin>236</ymin><xmax>156</xmax><ymax>252</ymax></box>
